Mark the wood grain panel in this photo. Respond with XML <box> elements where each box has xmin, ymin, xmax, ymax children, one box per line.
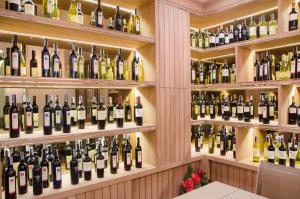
<box><xmin>117</xmin><ymin>183</ymin><xmax>125</xmax><ymax>199</ymax></box>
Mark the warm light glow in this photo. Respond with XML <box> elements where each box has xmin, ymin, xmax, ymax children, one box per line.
<box><xmin>254</xmin><ymin>42</ymin><xmax>300</xmax><ymax>53</ymax></box>
<box><xmin>0</xmin><ymin>30</ymin><xmax>136</xmax><ymax>51</ymax></box>
<box><xmin>200</xmin><ymin>53</ymin><xmax>235</xmax><ymax>61</ymax></box>
<box><xmin>83</xmin><ymin>0</ymin><xmax>135</xmax><ymax>13</ymax></box>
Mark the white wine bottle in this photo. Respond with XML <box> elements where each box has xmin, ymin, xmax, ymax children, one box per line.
<box><xmin>52</xmin><ymin>0</ymin><xmax>59</xmax><ymax>20</ymax></box>
<box><xmin>253</xmin><ymin>136</ymin><xmax>260</xmax><ymax>162</ymax></box>
<box><xmin>68</xmin><ymin>0</ymin><xmax>77</xmax><ymax>23</ymax></box>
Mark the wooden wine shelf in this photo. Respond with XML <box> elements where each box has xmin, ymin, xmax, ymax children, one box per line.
<box><xmin>0</xmin><ymin>123</ymin><xmax>156</xmax><ymax>148</ymax></box>
<box><xmin>5</xmin><ymin>162</ymin><xmax>156</xmax><ymax>199</ymax></box>
<box><xmin>191</xmin><ymin>117</ymin><xmax>279</xmax><ymax>131</ymax></box>
<box><xmin>0</xmin><ymin>9</ymin><xmax>155</xmax><ymax>49</ymax></box>
<box><xmin>0</xmin><ymin>76</ymin><xmax>156</xmax><ymax>89</ymax></box>
<box><xmin>191</xmin><ymin>30</ymin><xmax>300</xmax><ymax>59</ymax></box>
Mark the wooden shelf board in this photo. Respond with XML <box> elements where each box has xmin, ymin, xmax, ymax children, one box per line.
<box><xmin>0</xmin><ymin>123</ymin><xmax>156</xmax><ymax>147</ymax></box>
<box><xmin>279</xmin><ymin>125</ymin><xmax>300</xmax><ymax>134</ymax></box>
<box><xmin>0</xmin><ymin>76</ymin><xmax>156</xmax><ymax>89</ymax></box>
<box><xmin>191</xmin><ymin>117</ymin><xmax>279</xmax><ymax>131</ymax></box>
<box><xmin>191</xmin><ymin>30</ymin><xmax>300</xmax><ymax>59</ymax></box>
<box><xmin>0</xmin><ymin>9</ymin><xmax>155</xmax><ymax>50</ymax></box>
<box><xmin>6</xmin><ymin>162</ymin><xmax>155</xmax><ymax>199</ymax></box>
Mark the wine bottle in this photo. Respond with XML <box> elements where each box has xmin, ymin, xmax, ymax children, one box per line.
<box><xmin>43</xmin><ymin>0</ymin><xmax>53</xmax><ymax>18</ymax></box>
<box><xmin>43</xmin><ymin>95</ymin><xmax>52</xmax><ymax>135</ymax></box>
<box><xmin>223</xmin><ymin>96</ymin><xmax>230</xmax><ymax>121</ymax></box>
<box><xmin>77</xmin><ymin>47</ymin><xmax>85</xmax><ymax>79</ymax></box>
<box><xmin>289</xmin><ymin>96</ymin><xmax>297</xmax><ymax>125</ymax></box>
<box><xmin>258</xmin><ymin>95</ymin><xmax>263</xmax><ymax>122</ymax></box>
<box><xmin>107</xmin><ymin>97</ymin><xmax>114</xmax><ymax>123</ymax></box>
<box><xmin>194</xmin><ymin>128</ymin><xmax>201</xmax><ymax>152</ymax></box>
<box><xmin>116</xmin><ymin>49</ymin><xmax>124</xmax><ymax>80</ymax></box>
<box><xmin>230</xmin><ymin>94</ymin><xmax>237</xmax><ymax>118</ymax></box>
<box><xmin>252</xmin><ymin>136</ymin><xmax>260</xmax><ymax>162</ymax></box>
<box><xmin>70</xmin><ymin>97</ymin><xmax>77</xmax><ymax>126</ymax></box>
<box><xmin>209</xmin><ymin>94</ymin><xmax>216</xmax><ymax>119</ymax></box>
<box><xmin>18</xmin><ymin>152</ymin><xmax>27</xmax><ymax>194</ymax></box>
<box><xmin>253</xmin><ymin>53</ymin><xmax>259</xmax><ymax>81</ymax></box>
<box><xmin>124</xmin><ymin>139</ymin><xmax>132</xmax><ymax>171</ymax></box>
<box><xmin>26</xmin><ymin>147</ymin><xmax>34</xmax><ymax>186</ymax></box>
<box><xmin>269</xmin><ymin>14</ymin><xmax>277</xmax><ymax>35</ymax></box>
<box><xmin>95</xmin><ymin>0</ymin><xmax>103</xmax><ymax>27</ymax></box>
<box><xmin>9</xmin><ymin>95</ymin><xmax>19</xmax><ymax>138</ymax></box>
<box><xmin>97</xmin><ymin>96</ymin><xmax>106</xmax><ymax>130</ymax></box>
<box><xmin>64</xmin><ymin>141</ymin><xmax>72</xmax><ymax>170</ymax></box>
<box><xmin>116</xmin><ymin>96</ymin><xmax>124</xmax><ymax>128</ymax></box>
<box><xmin>75</xmin><ymin>142</ymin><xmax>83</xmax><ymax>178</ymax></box>
<box><xmin>249</xmin><ymin>16</ymin><xmax>257</xmax><ymax>40</ymax></box>
<box><xmin>135</xmin><ymin>96</ymin><xmax>143</xmax><ymax>126</ymax></box>
<box><xmin>241</xmin><ymin>19</ymin><xmax>248</xmax><ymax>41</ymax></box>
<box><xmin>10</xmin><ymin>35</ymin><xmax>20</xmax><ymax>76</ymax></box>
<box><xmin>69</xmin><ymin>44</ymin><xmax>78</xmax><ymax>78</ymax></box>
<box><xmin>268</xmin><ymin>138</ymin><xmax>275</xmax><ymax>163</ymax></box>
<box><xmin>101</xmin><ymin>138</ymin><xmax>108</xmax><ymax>168</ymax></box>
<box><xmin>133</xmin><ymin>137</ymin><xmax>142</xmax><ymax>168</ymax></box>
<box><xmin>52</xmin><ymin>43</ymin><xmax>61</xmax><ymax>78</ymax></box>
<box><xmin>40</xmin><ymin>149</ymin><xmax>49</xmax><ymax>188</ymax></box>
<box><xmin>42</xmin><ymin>39</ymin><xmax>50</xmax><ymax>77</ymax></box>
<box><xmin>289</xmin><ymin>1</ymin><xmax>298</xmax><ymax>31</ymax></box>
<box><xmin>25</xmin><ymin>96</ymin><xmax>33</xmax><ymax>134</ymax></box>
<box><xmin>3</xmin><ymin>96</ymin><xmax>10</xmax><ymax>131</ymax></box>
<box><xmin>199</xmin><ymin>94</ymin><xmax>205</xmax><ymax>118</ymax></box>
<box><xmin>209</xmin><ymin>29</ymin><xmax>215</xmax><ymax>48</ymax></box>
<box><xmin>237</xmin><ymin>95</ymin><xmax>244</xmax><ymax>121</ymax></box>
<box><xmin>131</xmin><ymin>51</ymin><xmax>139</xmax><ymax>81</ymax></box>
<box><xmin>249</xmin><ymin>96</ymin><xmax>254</xmax><ymax>119</ymax></box>
<box><xmin>133</xmin><ymin>8</ymin><xmax>140</xmax><ymax>34</ymax></box>
<box><xmin>5</xmin><ymin>156</ymin><xmax>16</xmax><ymax>199</ymax></box>
<box><xmin>278</xmin><ymin>136</ymin><xmax>286</xmax><ymax>166</ymax></box>
<box><xmin>220</xmin><ymin>127</ymin><xmax>226</xmax><ymax>156</ymax></box>
<box><xmin>96</xmin><ymin>142</ymin><xmax>104</xmax><ymax>178</ymax></box>
<box><xmin>4</xmin><ymin>48</ymin><xmax>11</xmax><ymax>76</ymax></box>
<box><xmin>62</xmin><ymin>95</ymin><xmax>71</xmax><ymax>133</ymax></box>
<box><xmin>258</xmin><ymin>52</ymin><xmax>264</xmax><ymax>81</ymax></box>
<box><xmin>82</xmin><ymin>147</ymin><xmax>92</xmax><ymax>181</ymax></box>
<box><xmin>77</xmin><ymin>96</ymin><xmax>86</xmax><ymax>129</ymax></box>
<box><xmin>98</xmin><ymin>49</ymin><xmax>106</xmax><ymax>80</ymax></box>
<box><xmin>269</xmin><ymin>96</ymin><xmax>275</xmax><ymax>121</ymax></box>
<box><xmin>8</xmin><ymin>0</ymin><xmax>20</xmax><ymax>12</ymax></box>
<box><xmin>222</xmin><ymin>59</ymin><xmax>229</xmax><ymax>83</ymax></box>
<box><xmin>265</xmin><ymin>50</ymin><xmax>272</xmax><ymax>80</ymax></box>
<box><xmin>68</xmin><ymin>0</ymin><xmax>77</xmax><ymax>23</ymax></box>
<box><xmin>210</xmin><ymin>60</ymin><xmax>217</xmax><ymax>84</ymax></box>
<box><xmin>263</xmin><ymin>136</ymin><xmax>270</xmax><ymax>161</ymax></box>
<box><xmin>46</xmin><ymin>145</ymin><xmax>54</xmax><ymax>182</ymax></box>
<box><xmin>115</xmin><ymin>6</ymin><xmax>122</xmax><ymax>31</ymax></box>
<box><xmin>20</xmin><ymin>95</ymin><xmax>27</xmax><ymax>131</ymax></box>
<box><xmin>291</xmin><ymin>47</ymin><xmax>298</xmax><ymax>79</ymax></box>
<box><xmin>32</xmin><ymin>156</ymin><xmax>42</xmax><ymax>195</ymax></box>
<box><xmin>29</xmin><ymin>50</ymin><xmax>38</xmax><ymax>77</ymax></box>
<box><xmin>110</xmin><ymin>140</ymin><xmax>118</xmax><ymax>174</ymax></box>
<box><xmin>244</xmin><ymin>98</ymin><xmax>251</xmax><ymax>122</ymax></box>
<box><xmin>233</xmin><ymin>20</ymin><xmax>239</xmax><ymax>42</ymax></box>
<box><xmin>289</xmin><ymin>138</ymin><xmax>297</xmax><ymax>167</ymax></box>
<box><xmin>259</xmin><ymin>15</ymin><xmax>268</xmax><ymax>37</ymax></box>
<box><xmin>77</xmin><ymin>2</ymin><xmax>83</xmax><ymax>24</ymax></box>
<box><xmin>70</xmin><ymin>149</ymin><xmax>79</xmax><ymax>185</ymax></box>
<box><xmin>90</xmin><ymin>46</ymin><xmax>99</xmax><ymax>79</ymax></box>
<box><xmin>52</xmin><ymin>0</ymin><xmax>60</xmax><ymax>19</ymax></box>
<box><xmin>124</xmin><ymin>97</ymin><xmax>132</xmax><ymax>122</ymax></box>
<box><xmin>262</xmin><ymin>96</ymin><xmax>270</xmax><ymax>124</ymax></box>
<box><xmin>91</xmin><ymin>97</ymin><xmax>98</xmax><ymax>125</ymax></box>
<box><xmin>23</xmin><ymin>0</ymin><xmax>34</xmax><ymax>15</ymax></box>
<box><xmin>52</xmin><ymin>149</ymin><xmax>61</xmax><ymax>189</ymax></box>
<box><xmin>53</xmin><ymin>95</ymin><xmax>62</xmax><ymax>131</ymax></box>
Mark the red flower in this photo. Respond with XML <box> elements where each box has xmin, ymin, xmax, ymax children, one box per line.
<box><xmin>197</xmin><ymin>169</ymin><xmax>203</xmax><ymax>177</ymax></box>
<box><xmin>183</xmin><ymin>178</ymin><xmax>195</xmax><ymax>192</ymax></box>
<box><xmin>192</xmin><ymin>172</ymin><xmax>201</xmax><ymax>185</ymax></box>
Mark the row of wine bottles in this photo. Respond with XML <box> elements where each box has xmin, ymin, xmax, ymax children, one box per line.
<box><xmin>191</xmin><ymin>13</ymin><xmax>277</xmax><ymax>49</ymax></box>
<box><xmin>3</xmin><ymin>136</ymin><xmax>142</xmax><ymax>198</ymax></box>
<box><xmin>2</xmin><ymin>35</ymin><xmax>144</xmax><ymax>81</ymax></box>
<box><xmin>5</xmin><ymin>0</ymin><xmax>141</xmax><ymax>35</ymax></box>
<box><xmin>192</xmin><ymin>125</ymin><xmax>236</xmax><ymax>159</ymax></box>
<box><xmin>252</xmin><ymin>133</ymin><xmax>300</xmax><ymax>168</ymax></box>
<box><xmin>3</xmin><ymin>94</ymin><xmax>143</xmax><ymax>138</ymax></box>
<box><xmin>191</xmin><ymin>59</ymin><xmax>236</xmax><ymax>85</ymax></box>
<box><xmin>288</xmin><ymin>96</ymin><xmax>300</xmax><ymax>126</ymax></box>
<box><xmin>191</xmin><ymin>93</ymin><xmax>278</xmax><ymax>124</ymax></box>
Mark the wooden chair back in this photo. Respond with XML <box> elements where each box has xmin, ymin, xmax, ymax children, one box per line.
<box><xmin>256</xmin><ymin>161</ymin><xmax>300</xmax><ymax>199</ymax></box>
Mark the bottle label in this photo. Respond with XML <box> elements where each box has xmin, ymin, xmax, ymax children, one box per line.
<box><xmin>216</xmin><ymin>136</ymin><xmax>220</xmax><ymax>145</ymax></box>
<box><xmin>98</xmin><ymin>12</ymin><xmax>103</xmax><ymax>26</ymax></box>
<box><xmin>197</xmin><ymin>138</ymin><xmax>202</xmax><ymax>148</ymax></box>
<box><xmin>192</xmin><ymin>70</ymin><xmax>195</xmax><ymax>80</ymax></box>
<box><xmin>260</xmin><ymin>26</ymin><xmax>267</xmax><ymax>35</ymax></box>
<box><xmin>237</xmin><ymin>106</ymin><xmax>243</xmax><ymax>114</ymax></box>
<box><xmin>5</xmin><ymin>65</ymin><xmax>11</xmax><ymax>76</ymax></box>
<box><xmin>291</xmin><ymin>61</ymin><xmax>296</xmax><ymax>74</ymax></box>
<box><xmin>71</xmin><ymin>110</ymin><xmax>78</xmax><ymax>121</ymax></box>
<box><xmin>200</xmin><ymin>73</ymin><xmax>204</xmax><ymax>82</ymax></box>
<box><xmin>101</xmin><ymin>62</ymin><xmax>106</xmax><ymax>75</ymax></box>
<box><xmin>268</xmin><ymin>150</ymin><xmax>275</xmax><ymax>159</ymax></box>
<box><xmin>269</xmin><ymin>106</ymin><xmax>274</xmax><ymax>117</ymax></box>
<box><xmin>198</xmin><ymin>39</ymin><xmax>203</xmax><ymax>47</ymax></box>
<box><xmin>225</xmin><ymin>36</ymin><xmax>229</xmax><ymax>44</ymax></box>
<box><xmin>31</xmin><ymin>67</ymin><xmax>38</xmax><ymax>77</ymax></box>
<box><xmin>136</xmin><ymin>20</ymin><xmax>140</xmax><ymax>32</ymax></box>
<box><xmin>215</xmin><ymin>36</ymin><xmax>219</xmax><ymax>44</ymax></box>
<box><xmin>72</xmin><ymin>58</ymin><xmax>78</xmax><ymax>72</ymax></box>
<box><xmin>201</xmin><ymin>105</ymin><xmax>205</xmax><ymax>114</ymax></box>
<box><xmin>19</xmin><ymin>171</ymin><xmax>26</xmax><ymax>187</ymax></box>
<box><xmin>249</xmin><ymin>27</ymin><xmax>256</xmax><ymax>37</ymax></box>
<box><xmin>4</xmin><ymin>114</ymin><xmax>9</xmax><ymax>129</ymax></box>
<box><xmin>232</xmin><ymin>107</ymin><xmax>236</xmax><ymax>117</ymax></box>
<box><xmin>54</xmin><ymin>58</ymin><xmax>60</xmax><ymax>72</ymax></box>
<box><xmin>264</xmin><ymin>147</ymin><xmax>268</xmax><ymax>157</ymax></box>
<box><xmin>78</xmin><ymin>158</ymin><xmax>82</xmax><ymax>171</ymax></box>
<box><xmin>289</xmin><ymin>150</ymin><xmax>297</xmax><ymax>159</ymax></box>
<box><xmin>135</xmin><ymin>108</ymin><xmax>143</xmax><ymax>117</ymax></box>
<box><xmin>119</xmin><ymin>62</ymin><xmax>124</xmax><ymax>75</ymax></box>
<box><xmin>220</xmin><ymin>141</ymin><xmax>224</xmax><ymax>151</ymax></box>
<box><xmin>269</xmin><ymin>25</ymin><xmax>277</xmax><ymax>35</ymax></box>
<box><xmin>28</xmin><ymin>164</ymin><xmax>33</xmax><ymax>179</ymax></box>
<box><xmin>137</xmin><ymin>151</ymin><xmax>142</xmax><ymax>163</ymax></box>
<box><xmin>77</xmin><ymin>110</ymin><xmax>86</xmax><ymax>120</ymax></box>
<box><xmin>253</xmin><ymin>148</ymin><xmax>260</xmax><ymax>157</ymax></box>
<box><xmin>24</xmin><ymin>4</ymin><xmax>34</xmax><ymax>15</ymax></box>
<box><xmin>47</xmin><ymin>0</ymin><xmax>53</xmax><ymax>13</ymax></box>
<box><xmin>222</xmin><ymin>69</ymin><xmax>228</xmax><ymax>77</ymax></box>
<box><xmin>297</xmin><ymin>60</ymin><xmax>300</xmax><ymax>72</ymax></box>
<box><xmin>290</xmin><ymin>13</ymin><xmax>297</xmax><ymax>21</ymax></box>
<box><xmin>205</xmin><ymin>38</ymin><xmax>209</xmax><ymax>47</ymax></box>
<box><xmin>191</xmin><ymin>39</ymin><xmax>196</xmax><ymax>47</ymax></box>
<box><xmin>98</xmin><ymin>110</ymin><xmax>106</xmax><ymax>120</ymax></box>
<box><xmin>116</xmin><ymin>109</ymin><xmax>123</xmax><ymax>119</ymax></box>
<box><xmin>224</xmin><ymin>106</ymin><xmax>229</xmax><ymax>112</ymax></box>
<box><xmin>244</xmin><ymin>106</ymin><xmax>250</xmax><ymax>113</ymax></box>
<box><xmin>259</xmin><ymin>65</ymin><xmax>263</xmax><ymax>76</ymax></box>
<box><xmin>219</xmin><ymin>33</ymin><xmax>225</xmax><ymax>39</ymax></box>
<box><xmin>42</xmin><ymin>166</ymin><xmax>48</xmax><ymax>181</ymax></box>
<box><xmin>44</xmin><ymin>112</ymin><xmax>50</xmax><ymax>127</ymax></box>
<box><xmin>93</xmin><ymin>60</ymin><xmax>99</xmax><ymax>74</ymax></box>
<box><xmin>289</xmin><ymin>107</ymin><xmax>297</xmax><ymax>114</ymax></box>
<box><xmin>43</xmin><ymin>55</ymin><xmax>50</xmax><ymax>70</ymax></box>
<box><xmin>112</xmin><ymin>155</ymin><xmax>117</xmax><ymax>168</ymax></box>
<box><xmin>77</xmin><ymin>15</ymin><xmax>83</xmax><ymax>24</ymax></box>
<box><xmin>212</xmin><ymin>70</ymin><xmax>216</xmax><ymax>80</ymax></box>
<box><xmin>12</xmin><ymin>52</ymin><xmax>19</xmax><ymax>69</ymax></box>
<box><xmin>55</xmin><ymin>110</ymin><xmax>61</xmax><ymax>124</ymax></box>
<box><xmin>12</xmin><ymin>113</ymin><xmax>18</xmax><ymax>130</ymax></box>
<box><xmin>210</xmin><ymin>36</ymin><xmax>215</xmax><ymax>44</ymax></box>
<box><xmin>264</xmin><ymin>63</ymin><xmax>268</xmax><ymax>75</ymax></box>
<box><xmin>49</xmin><ymin>163</ymin><xmax>52</xmax><ymax>177</ymax></box>
<box><xmin>278</xmin><ymin>150</ymin><xmax>286</xmax><ymax>159</ymax></box>
<box><xmin>79</xmin><ymin>60</ymin><xmax>84</xmax><ymax>73</ymax></box>
<box><xmin>210</xmin><ymin>105</ymin><xmax>214</xmax><ymax>114</ymax></box>
<box><xmin>126</xmin><ymin>152</ymin><xmax>131</xmax><ymax>165</ymax></box>
<box><xmin>262</xmin><ymin>107</ymin><xmax>267</xmax><ymax>118</ymax></box>
<box><xmin>233</xmin><ymin>144</ymin><xmax>236</xmax><ymax>151</ymax></box>
<box><xmin>83</xmin><ymin>161</ymin><xmax>91</xmax><ymax>172</ymax></box>
<box><xmin>92</xmin><ymin>108</ymin><xmax>97</xmax><ymax>117</ymax></box>
<box><xmin>97</xmin><ymin>159</ymin><xmax>104</xmax><ymax>169</ymax></box>
<box><xmin>258</xmin><ymin>107</ymin><xmax>262</xmax><ymax>114</ymax></box>
<box><xmin>253</xmin><ymin>66</ymin><xmax>256</xmax><ymax>78</ymax></box>
<box><xmin>66</xmin><ymin>111</ymin><xmax>71</xmax><ymax>125</ymax></box>
<box><xmin>8</xmin><ymin>176</ymin><xmax>16</xmax><ymax>194</ymax></box>
<box><xmin>26</xmin><ymin>112</ymin><xmax>32</xmax><ymax>126</ymax></box>
<box><xmin>55</xmin><ymin>166</ymin><xmax>61</xmax><ymax>181</ymax></box>
<box><xmin>66</xmin><ymin>156</ymin><xmax>72</xmax><ymax>169</ymax></box>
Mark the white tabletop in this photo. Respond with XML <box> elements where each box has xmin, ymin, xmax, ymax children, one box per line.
<box><xmin>173</xmin><ymin>181</ymin><xmax>267</xmax><ymax>199</ymax></box>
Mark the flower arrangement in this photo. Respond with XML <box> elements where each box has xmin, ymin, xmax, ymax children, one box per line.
<box><xmin>179</xmin><ymin>165</ymin><xmax>209</xmax><ymax>194</ymax></box>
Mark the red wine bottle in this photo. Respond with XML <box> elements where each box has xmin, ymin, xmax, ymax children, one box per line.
<box><xmin>3</xmin><ymin>96</ymin><xmax>10</xmax><ymax>131</ymax></box>
<box><xmin>83</xmin><ymin>147</ymin><xmax>92</xmax><ymax>181</ymax></box>
<box><xmin>40</xmin><ymin>149</ymin><xmax>49</xmax><ymax>188</ymax></box>
<box><xmin>62</xmin><ymin>95</ymin><xmax>71</xmax><ymax>133</ymax></box>
<box><xmin>9</xmin><ymin>95</ymin><xmax>19</xmax><ymax>138</ymax></box>
<box><xmin>135</xmin><ymin>137</ymin><xmax>142</xmax><ymax>168</ymax></box>
<box><xmin>52</xmin><ymin>149</ymin><xmax>62</xmax><ymax>189</ymax></box>
<box><xmin>18</xmin><ymin>152</ymin><xmax>28</xmax><ymax>194</ymax></box>
<box><xmin>124</xmin><ymin>139</ymin><xmax>132</xmax><ymax>171</ymax></box>
<box><xmin>5</xmin><ymin>156</ymin><xmax>16</xmax><ymax>199</ymax></box>
<box><xmin>96</xmin><ymin>142</ymin><xmax>104</xmax><ymax>178</ymax></box>
<box><xmin>77</xmin><ymin>96</ymin><xmax>86</xmax><ymax>129</ymax></box>
<box><xmin>135</xmin><ymin>96</ymin><xmax>143</xmax><ymax>126</ymax></box>
<box><xmin>97</xmin><ymin>96</ymin><xmax>106</xmax><ymax>130</ymax></box>
<box><xmin>116</xmin><ymin>96</ymin><xmax>124</xmax><ymax>128</ymax></box>
<box><xmin>32</xmin><ymin>156</ymin><xmax>43</xmax><ymax>195</ymax></box>
<box><xmin>70</xmin><ymin>149</ymin><xmax>79</xmax><ymax>185</ymax></box>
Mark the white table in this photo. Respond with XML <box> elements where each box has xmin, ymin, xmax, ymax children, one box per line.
<box><xmin>173</xmin><ymin>181</ymin><xmax>267</xmax><ymax>199</ymax></box>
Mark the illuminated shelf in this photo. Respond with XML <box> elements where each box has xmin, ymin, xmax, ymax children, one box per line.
<box><xmin>191</xmin><ymin>30</ymin><xmax>300</xmax><ymax>59</ymax></box>
<box><xmin>3</xmin><ymin>162</ymin><xmax>156</xmax><ymax>199</ymax></box>
<box><xmin>0</xmin><ymin>9</ymin><xmax>155</xmax><ymax>50</ymax></box>
<box><xmin>0</xmin><ymin>123</ymin><xmax>156</xmax><ymax>147</ymax></box>
<box><xmin>191</xmin><ymin>117</ymin><xmax>279</xmax><ymax>131</ymax></box>
<box><xmin>0</xmin><ymin>76</ymin><xmax>156</xmax><ymax>89</ymax></box>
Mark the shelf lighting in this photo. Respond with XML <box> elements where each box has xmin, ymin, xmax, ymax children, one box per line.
<box><xmin>254</xmin><ymin>42</ymin><xmax>300</xmax><ymax>53</ymax></box>
<box><xmin>83</xmin><ymin>0</ymin><xmax>134</xmax><ymax>13</ymax></box>
<box><xmin>201</xmin><ymin>53</ymin><xmax>235</xmax><ymax>62</ymax></box>
<box><xmin>0</xmin><ymin>30</ymin><xmax>136</xmax><ymax>51</ymax></box>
